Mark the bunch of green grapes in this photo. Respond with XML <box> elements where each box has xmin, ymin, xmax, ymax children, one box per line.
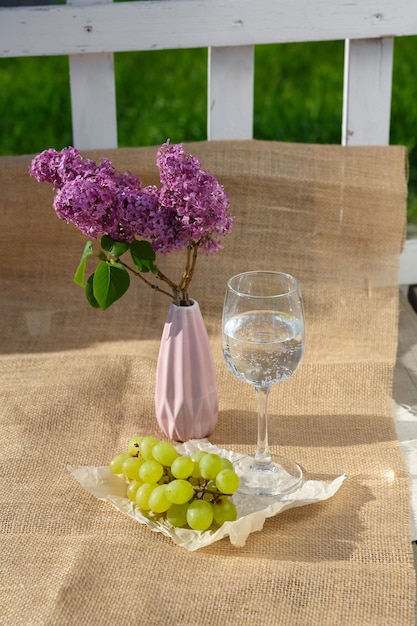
<box><xmin>108</xmin><ymin>436</ymin><xmax>240</xmax><ymax>531</ymax></box>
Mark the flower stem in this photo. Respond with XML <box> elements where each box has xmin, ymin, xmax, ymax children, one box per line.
<box><xmin>183</xmin><ymin>242</ymin><xmax>199</xmax><ymax>292</ymax></box>
<box><xmin>177</xmin><ymin>241</ymin><xmax>199</xmax><ymax>303</ymax></box>
<box><xmin>178</xmin><ymin>242</ymin><xmax>193</xmax><ymax>290</ymax></box>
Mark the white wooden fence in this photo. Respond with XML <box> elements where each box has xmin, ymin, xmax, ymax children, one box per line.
<box><xmin>1</xmin><ymin>0</ymin><xmax>417</xmax><ymax>284</ymax></box>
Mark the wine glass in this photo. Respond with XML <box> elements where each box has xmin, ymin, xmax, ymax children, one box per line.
<box><xmin>222</xmin><ymin>271</ymin><xmax>305</xmax><ymax>496</ymax></box>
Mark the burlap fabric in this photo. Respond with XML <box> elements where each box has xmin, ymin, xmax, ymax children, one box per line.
<box><xmin>0</xmin><ymin>140</ymin><xmax>414</xmax><ymax>624</ymax></box>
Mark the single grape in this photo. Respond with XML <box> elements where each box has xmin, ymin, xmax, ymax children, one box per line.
<box><xmin>166</xmin><ymin>503</ymin><xmax>189</xmax><ymax>528</ymax></box>
<box><xmin>126</xmin><ymin>480</ymin><xmax>142</xmax><ymax>502</ymax></box>
<box><xmin>189</xmin><ymin>476</ymin><xmax>201</xmax><ymax>486</ymax></box>
<box><xmin>148</xmin><ymin>484</ymin><xmax>173</xmax><ymax>513</ymax></box>
<box><xmin>186</xmin><ymin>500</ymin><xmax>214</xmax><ymax>531</ymax></box>
<box><xmin>152</xmin><ymin>441</ymin><xmax>179</xmax><ymax>467</ymax></box>
<box><xmin>215</xmin><ymin>469</ymin><xmax>240</xmax><ymax>494</ymax></box>
<box><xmin>139</xmin><ymin>459</ymin><xmax>164</xmax><ymax>484</ymax></box>
<box><xmin>190</xmin><ymin>451</ymin><xmax>208</xmax><ymax>478</ymax></box>
<box><xmin>139</xmin><ymin>436</ymin><xmax>159</xmax><ymax>461</ymax></box>
<box><xmin>212</xmin><ymin>497</ymin><xmax>238</xmax><ymax>525</ymax></box>
<box><xmin>122</xmin><ymin>456</ymin><xmax>144</xmax><ymax>481</ymax></box>
<box><xmin>221</xmin><ymin>457</ymin><xmax>234</xmax><ymax>471</ymax></box>
<box><xmin>108</xmin><ymin>452</ymin><xmax>131</xmax><ymax>474</ymax></box>
<box><xmin>191</xmin><ymin>465</ymin><xmax>202</xmax><ymax>479</ymax></box>
<box><xmin>127</xmin><ymin>436</ymin><xmax>144</xmax><ymax>456</ymax></box>
<box><xmin>191</xmin><ymin>450</ymin><xmax>208</xmax><ymax>463</ymax></box>
<box><xmin>165</xmin><ymin>479</ymin><xmax>194</xmax><ymax>505</ymax></box>
<box><xmin>199</xmin><ymin>453</ymin><xmax>223</xmax><ymax>480</ymax></box>
<box><xmin>135</xmin><ymin>483</ymin><xmax>157</xmax><ymax>511</ymax></box>
<box><xmin>171</xmin><ymin>455</ymin><xmax>194</xmax><ymax>479</ymax></box>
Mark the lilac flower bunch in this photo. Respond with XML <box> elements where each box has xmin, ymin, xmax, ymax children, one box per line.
<box><xmin>29</xmin><ymin>142</ymin><xmax>233</xmax><ymax>309</ymax></box>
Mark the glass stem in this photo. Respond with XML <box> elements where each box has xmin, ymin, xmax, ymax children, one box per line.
<box><xmin>254</xmin><ymin>386</ymin><xmax>272</xmax><ymax>468</ymax></box>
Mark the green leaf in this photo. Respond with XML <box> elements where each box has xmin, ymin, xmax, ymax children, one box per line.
<box><xmin>100</xmin><ymin>235</ymin><xmax>130</xmax><ymax>258</ymax></box>
<box><xmin>130</xmin><ymin>240</ymin><xmax>156</xmax><ymax>273</ymax></box>
<box><xmin>93</xmin><ymin>261</ymin><xmax>130</xmax><ymax>310</ymax></box>
<box><xmin>74</xmin><ymin>241</ymin><xmax>94</xmax><ymax>287</ymax></box>
<box><xmin>85</xmin><ymin>273</ymin><xmax>101</xmax><ymax>309</ymax></box>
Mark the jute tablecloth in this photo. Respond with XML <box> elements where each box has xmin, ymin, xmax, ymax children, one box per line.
<box><xmin>1</xmin><ymin>140</ymin><xmax>415</xmax><ymax>624</ymax></box>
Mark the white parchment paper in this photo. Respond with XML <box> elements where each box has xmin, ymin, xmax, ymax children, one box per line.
<box><xmin>68</xmin><ymin>439</ymin><xmax>347</xmax><ymax>551</ymax></box>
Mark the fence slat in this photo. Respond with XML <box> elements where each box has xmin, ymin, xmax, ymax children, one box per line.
<box><xmin>399</xmin><ymin>240</ymin><xmax>417</xmax><ymax>285</ymax></box>
<box><xmin>208</xmin><ymin>46</ymin><xmax>254</xmax><ymax>140</ymax></box>
<box><xmin>69</xmin><ymin>52</ymin><xmax>117</xmax><ymax>150</ymax></box>
<box><xmin>67</xmin><ymin>0</ymin><xmax>117</xmax><ymax>150</ymax></box>
<box><xmin>342</xmin><ymin>38</ymin><xmax>393</xmax><ymax>146</ymax></box>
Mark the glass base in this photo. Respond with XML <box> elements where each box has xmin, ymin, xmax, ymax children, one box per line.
<box><xmin>234</xmin><ymin>455</ymin><xmax>303</xmax><ymax>496</ymax></box>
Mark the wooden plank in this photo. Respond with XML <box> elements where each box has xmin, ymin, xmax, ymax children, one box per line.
<box><xmin>394</xmin><ymin>290</ymin><xmax>417</xmax><ymax>423</ymax></box>
<box><xmin>342</xmin><ymin>38</ymin><xmax>393</xmax><ymax>146</ymax></box>
<box><xmin>1</xmin><ymin>0</ymin><xmax>417</xmax><ymax>58</ymax></box>
<box><xmin>399</xmin><ymin>239</ymin><xmax>417</xmax><ymax>286</ymax></box>
<box><xmin>208</xmin><ymin>46</ymin><xmax>254</xmax><ymax>140</ymax></box>
<box><xmin>69</xmin><ymin>53</ymin><xmax>117</xmax><ymax>150</ymax></box>
<box><xmin>395</xmin><ymin>291</ymin><xmax>417</xmax><ymax>399</ymax></box>
<box><xmin>67</xmin><ymin>0</ymin><xmax>117</xmax><ymax>150</ymax></box>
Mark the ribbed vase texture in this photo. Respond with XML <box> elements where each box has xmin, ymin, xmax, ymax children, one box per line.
<box><xmin>155</xmin><ymin>300</ymin><xmax>218</xmax><ymax>442</ymax></box>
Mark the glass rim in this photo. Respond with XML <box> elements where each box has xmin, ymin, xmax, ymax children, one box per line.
<box><xmin>226</xmin><ymin>270</ymin><xmax>300</xmax><ymax>298</ymax></box>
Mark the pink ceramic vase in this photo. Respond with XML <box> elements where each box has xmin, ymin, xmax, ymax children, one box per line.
<box><xmin>155</xmin><ymin>300</ymin><xmax>218</xmax><ymax>442</ymax></box>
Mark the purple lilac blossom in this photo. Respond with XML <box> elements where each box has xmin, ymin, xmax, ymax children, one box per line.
<box><xmin>151</xmin><ymin>141</ymin><xmax>233</xmax><ymax>255</ymax></box>
<box><xmin>30</xmin><ymin>147</ymin><xmax>146</xmax><ymax>241</ymax></box>
<box><xmin>29</xmin><ymin>147</ymin><xmax>98</xmax><ymax>189</ymax></box>
<box><xmin>29</xmin><ymin>142</ymin><xmax>233</xmax><ymax>251</ymax></box>
<box><xmin>115</xmin><ymin>185</ymin><xmax>160</xmax><ymax>242</ymax></box>
<box><xmin>54</xmin><ymin>173</ymin><xmax>120</xmax><ymax>239</ymax></box>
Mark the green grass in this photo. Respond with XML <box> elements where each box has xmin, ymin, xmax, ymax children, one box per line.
<box><xmin>1</xmin><ymin>38</ymin><xmax>416</xmax><ymax>222</ymax></box>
